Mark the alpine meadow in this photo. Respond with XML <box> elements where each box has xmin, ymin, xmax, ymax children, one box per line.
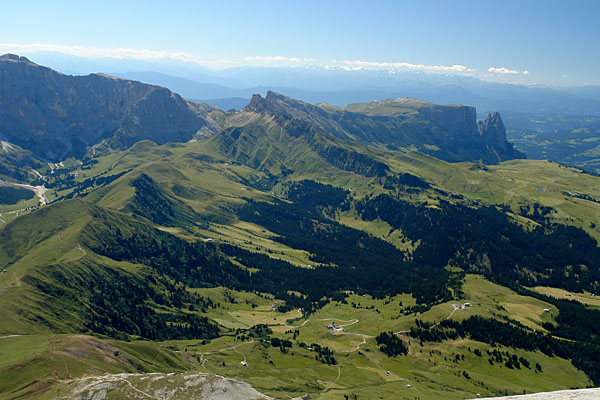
<box><xmin>1</xmin><ymin>2</ymin><xmax>600</xmax><ymax>399</ymax></box>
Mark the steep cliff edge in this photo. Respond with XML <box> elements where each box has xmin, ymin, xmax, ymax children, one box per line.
<box><xmin>0</xmin><ymin>54</ymin><xmax>221</xmax><ymax>161</ymax></box>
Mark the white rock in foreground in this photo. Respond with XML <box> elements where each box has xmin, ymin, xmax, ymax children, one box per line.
<box><xmin>474</xmin><ymin>387</ymin><xmax>600</xmax><ymax>400</ymax></box>
<box><xmin>60</xmin><ymin>372</ymin><xmax>274</xmax><ymax>400</ymax></box>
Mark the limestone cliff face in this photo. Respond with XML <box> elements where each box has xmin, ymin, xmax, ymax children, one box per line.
<box><xmin>0</xmin><ymin>54</ymin><xmax>221</xmax><ymax>161</ymax></box>
<box><xmin>414</xmin><ymin>104</ymin><xmax>479</xmax><ymax>149</ymax></box>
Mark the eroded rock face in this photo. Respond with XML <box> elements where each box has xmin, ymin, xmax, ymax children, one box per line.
<box><xmin>0</xmin><ymin>54</ymin><xmax>221</xmax><ymax>161</ymax></box>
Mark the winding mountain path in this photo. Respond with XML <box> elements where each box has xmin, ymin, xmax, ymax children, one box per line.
<box><xmin>395</xmin><ymin>303</ymin><xmax>460</xmax><ymax>335</ymax></box>
<box><xmin>57</xmin><ymin>232</ymin><xmax>87</xmax><ymax>258</ymax></box>
<box><xmin>0</xmin><ymin>334</ymin><xmax>22</xmax><ymax>340</ymax></box>
<box><xmin>198</xmin><ymin>340</ymin><xmax>255</xmax><ymax>369</ymax></box>
<box><xmin>282</xmin><ymin>309</ymin><xmax>311</xmax><ymax>328</ymax></box>
<box><xmin>115</xmin><ymin>377</ymin><xmax>158</xmax><ymax>399</ymax></box>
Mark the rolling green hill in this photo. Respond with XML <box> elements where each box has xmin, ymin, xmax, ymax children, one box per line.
<box><xmin>1</xmin><ymin>136</ymin><xmax>599</xmax><ymax>398</ymax></box>
<box><xmin>1</xmin><ymin>68</ymin><xmax>600</xmax><ymax>399</ymax></box>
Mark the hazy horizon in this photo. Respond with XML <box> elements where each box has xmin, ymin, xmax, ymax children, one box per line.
<box><xmin>1</xmin><ymin>0</ymin><xmax>599</xmax><ymax>86</ymax></box>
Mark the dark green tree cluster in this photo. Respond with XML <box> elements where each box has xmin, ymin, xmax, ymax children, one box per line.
<box><xmin>84</xmin><ymin>270</ymin><xmax>219</xmax><ymax>341</ymax></box>
<box><xmin>126</xmin><ymin>174</ymin><xmax>199</xmax><ymax>228</ymax></box>
<box><xmin>28</xmin><ymin>263</ymin><xmax>219</xmax><ymax>341</ymax></box>
<box><xmin>0</xmin><ymin>186</ymin><xmax>34</xmax><ymax>205</ymax></box>
<box><xmin>234</xmin><ymin>324</ymin><xmax>272</xmax><ymax>341</ymax></box>
<box><xmin>283</xmin><ymin>180</ymin><xmax>349</xmax><ymax>212</ymax></box>
<box><xmin>355</xmin><ymin>193</ymin><xmax>600</xmax><ymax>293</ymax></box>
<box><xmin>375</xmin><ymin>331</ymin><xmax>408</xmax><ymax>357</ymax></box>
<box><xmin>63</xmin><ymin>169</ymin><xmax>132</xmax><ymax>199</ymax></box>
<box><xmin>486</xmin><ymin>349</ymin><xmax>530</xmax><ymax>369</ymax></box>
<box><xmin>270</xmin><ymin>337</ymin><xmax>293</xmax><ymax>353</ymax></box>
<box><xmin>410</xmin><ymin>315</ymin><xmax>600</xmax><ymax>384</ymax></box>
<box><xmin>310</xmin><ymin>343</ymin><xmax>337</xmax><ymax>365</ymax></box>
<box><xmin>381</xmin><ymin>172</ymin><xmax>431</xmax><ymax>190</ymax></box>
<box><xmin>236</xmin><ymin>197</ymin><xmax>449</xmax><ymax>304</ymax></box>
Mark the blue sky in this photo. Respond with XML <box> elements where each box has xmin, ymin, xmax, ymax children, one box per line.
<box><xmin>1</xmin><ymin>0</ymin><xmax>598</xmax><ymax>85</ymax></box>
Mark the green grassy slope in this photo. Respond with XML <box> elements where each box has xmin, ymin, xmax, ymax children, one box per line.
<box><xmin>0</xmin><ymin>187</ymin><xmax>596</xmax><ymax>399</ymax></box>
<box><xmin>1</xmin><ymin>116</ymin><xmax>600</xmax><ymax>399</ymax></box>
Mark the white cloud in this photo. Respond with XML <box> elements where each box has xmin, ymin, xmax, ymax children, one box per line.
<box><xmin>0</xmin><ymin>43</ymin><xmax>481</xmax><ymax>76</ymax></box>
<box><xmin>0</xmin><ymin>42</ymin><xmax>239</xmax><ymax>69</ymax></box>
<box><xmin>562</xmin><ymin>74</ymin><xmax>568</xmax><ymax>78</ymax></box>
<box><xmin>488</xmin><ymin>66</ymin><xmax>529</xmax><ymax>75</ymax></box>
<box><xmin>241</xmin><ymin>57</ymin><xmax>470</xmax><ymax>73</ymax></box>
<box><xmin>341</xmin><ymin>60</ymin><xmax>470</xmax><ymax>72</ymax></box>
<box><xmin>244</xmin><ymin>56</ymin><xmax>314</xmax><ymax>63</ymax></box>
<box><xmin>2</xmin><ymin>42</ymin><xmax>197</xmax><ymax>62</ymax></box>
<box><xmin>0</xmin><ymin>43</ymin><xmax>325</xmax><ymax>69</ymax></box>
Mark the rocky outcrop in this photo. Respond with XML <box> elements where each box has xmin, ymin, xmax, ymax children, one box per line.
<box><xmin>0</xmin><ymin>54</ymin><xmax>221</xmax><ymax>161</ymax></box>
<box><xmin>477</xmin><ymin>112</ymin><xmax>525</xmax><ymax>162</ymax></box>
<box><xmin>478</xmin><ymin>112</ymin><xmax>505</xmax><ymax>141</ymax></box>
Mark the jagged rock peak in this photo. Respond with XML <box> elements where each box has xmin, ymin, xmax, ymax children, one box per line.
<box><xmin>0</xmin><ymin>53</ymin><xmax>32</xmax><ymax>63</ymax></box>
<box><xmin>247</xmin><ymin>93</ymin><xmax>265</xmax><ymax>110</ymax></box>
<box><xmin>244</xmin><ymin>91</ymin><xmax>311</xmax><ymax>115</ymax></box>
<box><xmin>477</xmin><ymin>112</ymin><xmax>506</xmax><ymax>142</ymax></box>
<box><xmin>480</xmin><ymin>111</ymin><xmax>504</xmax><ymax>130</ymax></box>
<box><xmin>247</xmin><ymin>91</ymin><xmax>295</xmax><ymax>106</ymax></box>
<box><xmin>476</xmin><ymin>111</ymin><xmax>525</xmax><ymax>161</ymax></box>
<box><xmin>265</xmin><ymin>90</ymin><xmax>285</xmax><ymax>101</ymax></box>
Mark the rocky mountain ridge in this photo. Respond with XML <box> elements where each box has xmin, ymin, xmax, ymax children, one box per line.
<box><xmin>0</xmin><ymin>54</ymin><xmax>221</xmax><ymax>161</ymax></box>
<box><xmin>1</xmin><ymin>55</ymin><xmax>523</xmax><ymax>166</ymax></box>
<box><xmin>244</xmin><ymin>91</ymin><xmax>524</xmax><ymax>164</ymax></box>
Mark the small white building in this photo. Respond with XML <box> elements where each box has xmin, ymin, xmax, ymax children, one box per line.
<box><xmin>240</xmin><ymin>360</ymin><xmax>247</xmax><ymax>367</ymax></box>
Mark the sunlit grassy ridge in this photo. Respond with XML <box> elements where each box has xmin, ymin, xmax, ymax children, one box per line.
<box><xmin>1</xmin><ymin>112</ymin><xmax>600</xmax><ymax>398</ymax></box>
<box><xmin>0</xmin><ymin>200</ymin><xmax>593</xmax><ymax>400</ymax></box>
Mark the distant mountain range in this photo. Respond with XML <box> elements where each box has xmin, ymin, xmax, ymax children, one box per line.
<box><xmin>113</xmin><ymin>69</ymin><xmax>600</xmax><ymax>116</ymax></box>
<box><xmin>17</xmin><ymin>51</ymin><xmax>600</xmax><ymax>116</ymax></box>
